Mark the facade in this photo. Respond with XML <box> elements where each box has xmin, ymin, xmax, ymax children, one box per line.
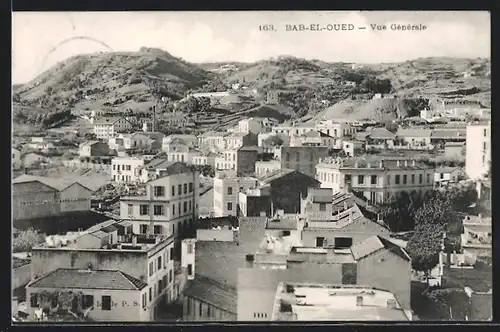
<box><xmin>465</xmin><ymin>121</ymin><xmax>490</xmax><ymax>180</ymax></box>
<box><xmin>276</xmin><ymin>146</ymin><xmax>329</xmax><ymax>178</ymax></box>
<box><xmin>255</xmin><ymin>160</ymin><xmax>282</xmax><ymax>177</ymax></box>
<box><xmin>316</xmin><ymin>157</ymin><xmax>435</xmax><ymax>204</ymax></box>
<box><xmin>460</xmin><ymin>215</ymin><xmax>491</xmax><ymax>260</ymax></box>
<box><xmin>224</xmin><ymin>132</ymin><xmax>258</xmax><ymax>150</ymax></box>
<box><xmin>395</xmin><ymin>129</ymin><xmax>433</xmax><ymax>148</ymax></box>
<box><xmin>79</xmin><ymin>141</ymin><xmax>110</xmax><ymax>157</ymax></box>
<box><xmin>214</xmin><ymin>147</ymin><xmax>260</xmax><ymax>175</ymax></box>
<box><xmin>342</xmin><ymin>140</ymin><xmax>364</xmax><ymax>157</ymax></box>
<box><xmin>26</xmin><ymin>269</ymin><xmax>149</xmax><ymax>321</ymax></box>
<box><xmin>444</xmin><ymin>142</ymin><xmax>465</xmax><ymax>159</ymax></box>
<box><xmin>198</xmin><ymin>131</ymin><xmax>229</xmax><ymax>153</ymax></box>
<box><xmin>12</xmin><ymin>175</ymin><xmax>93</xmax><ymax>220</ymax></box>
<box><xmin>29</xmin><ymin>225</ymin><xmax>175</xmax><ymax>321</ymax></box>
<box><xmin>191</xmin><ymin>152</ymin><xmax>217</xmax><ymax>168</ymax></box>
<box><xmin>111</xmin><ymin>157</ymin><xmax>145</xmax><ymax>183</ymax></box>
<box><xmin>238</xmin><ymin>117</ymin><xmax>277</xmax><ymax>134</ymax></box>
<box><xmin>213</xmin><ymin>171</ymin><xmax>260</xmax><ymax>217</ymax></box>
<box><xmin>121</xmin><ymin>133</ymin><xmax>151</xmax><ymax>150</ymax></box>
<box><xmin>93</xmin><ymin>117</ymin><xmax>133</xmax><ymax>139</ymax></box>
<box><xmin>434</xmin><ymin>167</ymin><xmax>463</xmax><ymax>188</ymax></box>
<box><xmin>162</xmin><ymin>139</ymin><xmax>198</xmax><ymax>164</ymax></box>
<box><xmin>163</xmin><ymin>135</ymin><xmax>198</xmax><ymax>149</ymax></box>
<box><xmin>119</xmin><ymin>162</ymin><xmax>199</xmax><ymax>239</ymax></box>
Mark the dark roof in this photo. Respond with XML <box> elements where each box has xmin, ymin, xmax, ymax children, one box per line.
<box><xmin>257</xmin><ymin>169</ymin><xmax>296</xmax><ymax>185</ymax></box>
<box><xmin>183</xmin><ymin>275</ymin><xmax>237</xmax><ymax>314</ymax></box>
<box><xmin>266</xmin><ymin>217</ymin><xmax>298</xmax><ymax>230</ymax></box>
<box><xmin>350</xmin><ymin>236</ymin><xmax>410</xmax><ymax>262</ymax></box>
<box><xmin>28</xmin><ymin>268</ymin><xmax>148</xmax><ymax>290</ymax></box>
<box><xmin>101</xmin><ymin>225</ymin><xmax>118</xmax><ymax>233</ymax></box>
<box><xmin>196</xmin><ymin>216</ymin><xmax>239</xmax><ymax>230</ymax></box>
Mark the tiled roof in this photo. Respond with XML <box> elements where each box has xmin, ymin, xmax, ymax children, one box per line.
<box><xmin>396</xmin><ymin>128</ymin><xmax>433</xmax><ymax>138</ymax></box>
<box><xmin>13</xmin><ymin>175</ymin><xmax>91</xmax><ymax>192</ymax></box>
<box><xmin>183</xmin><ymin>275</ymin><xmax>237</xmax><ymax>314</ymax></box>
<box><xmin>350</xmin><ymin>235</ymin><xmax>410</xmax><ymax>262</ymax></box>
<box><xmin>28</xmin><ymin>268</ymin><xmax>148</xmax><ymax>290</ymax></box>
<box><xmin>435</xmin><ymin>166</ymin><xmax>460</xmax><ymax>173</ymax></box>
<box><xmin>367</xmin><ymin>128</ymin><xmax>396</xmax><ymax>140</ymax></box>
<box><xmin>93</xmin><ymin>117</ymin><xmax>127</xmax><ymax>125</ymax></box>
<box><xmin>258</xmin><ymin>169</ymin><xmax>295</xmax><ymax>184</ymax></box>
<box><xmin>431</xmin><ymin>129</ymin><xmax>466</xmax><ymax>139</ymax></box>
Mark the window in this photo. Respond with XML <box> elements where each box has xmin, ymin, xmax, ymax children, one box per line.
<box><xmin>127</xmin><ymin>204</ymin><xmax>133</xmax><ymax>215</ymax></box>
<box><xmin>227</xmin><ymin>202</ymin><xmax>233</xmax><ymax>211</ymax></box>
<box><xmin>178</xmin><ymin>184</ymin><xmax>182</xmax><ymax>195</ymax></box>
<box><xmin>184</xmin><ymin>183</ymin><xmax>188</xmax><ymax>194</ymax></box>
<box><xmin>169</xmin><ymin>269</ymin><xmax>173</xmax><ymax>282</ymax></box>
<box><xmin>140</xmin><ymin>205</ymin><xmax>149</xmax><ymax>216</ymax></box>
<box><xmin>187</xmin><ymin>244</ymin><xmax>193</xmax><ymax>254</ymax></box>
<box><xmin>113</xmin><ymin>164</ymin><xmax>116</xmax><ymax>170</ymax></box>
<box><xmin>82</xmin><ymin>295</ymin><xmax>93</xmax><ymax>309</ymax></box>
<box><xmin>483</xmin><ymin>142</ymin><xmax>487</xmax><ymax>150</ymax></box>
<box><xmin>188</xmin><ymin>264</ymin><xmax>193</xmax><ymax>276</ymax></box>
<box><xmin>358</xmin><ymin>175</ymin><xmax>364</xmax><ymax>185</ymax></box>
<box><xmin>319</xmin><ymin>203</ymin><xmax>326</xmax><ymax>211</ymax></box>
<box><xmin>149</xmin><ymin>287</ymin><xmax>152</xmax><ymax>301</ymax></box>
<box><xmin>207</xmin><ymin>305</ymin><xmax>211</xmax><ymax>317</ymax></box>
<box><xmin>163</xmin><ymin>254</ymin><xmax>166</xmax><ymax>269</ymax></box>
<box><xmin>153</xmin><ymin>205</ymin><xmax>164</xmax><ymax>216</ymax></box>
<box><xmin>154</xmin><ymin>186</ymin><xmax>165</xmax><ymax>197</ymax></box>
<box><xmin>170</xmin><ymin>247</ymin><xmax>174</xmax><ymax>260</ymax></box>
<box><xmin>142</xmin><ymin>293</ymin><xmax>147</xmax><ymax>308</ymax></box>
<box><xmin>178</xmin><ymin>203</ymin><xmax>181</xmax><ymax>215</ymax></box>
<box><xmin>316</xmin><ymin>237</ymin><xmax>325</xmax><ymax>248</ymax></box>
<box><xmin>140</xmin><ymin>225</ymin><xmax>148</xmax><ymax>234</ymax></box>
<box><xmin>395</xmin><ymin>175</ymin><xmax>400</xmax><ymax>184</ymax></box>
<box><xmin>172</xmin><ymin>224</ymin><xmax>175</xmax><ymax>234</ymax></box>
<box><xmin>189</xmin><ymin>200</ymin><xmax>192</xmax><ymax>211</ymax></box>
<box><xmin>411</xmin><ymin>174</ymin><xmax>415</xmax><ymax>184</ymax></box>
<box><xmin>283</xmin><ymin>231</ymin><xmax>291</xmax><ymax>236</ymax></box>
<box><xmin>199</xmin><ymin>302</ymin><xmax>203</xmax><ymax>316</ymax></box>
<box><xmin>370</xmin><ymin>175</ymin><xmax>377</xmax><ymax>185</ymax></box>
<box><xmin>484</xmin><ymin>128</ymin><xmax>487</xmax><ymax>137</ymax></box>
<box><xmin>227</xmin><ymin>187</ymin><xmax>233</xmax><ymax>195</ymax></box>
<box><xmin>30</xmin><ymin>293</ymin><xmax>38</xmax><ymax>308</ymax></box>
<box><xmin>184</xmin><ymin>201</ymin><xmax>188</xmax><ymax>213</ymax></box>
<box><xmin>335</xmin><ymin>237</ymin><xmax>353</xmax><ymax>249</ymax></box>
<box><xmin>171</xmin><ymin>185</ymin><xmax>175</xmax><ymax>196</ymax></box>
<box><xmin>154</xmin><ymin>225</ymin><xmax>162</xmax><ymax>234</ymax></box>
<box><xmin>403</xmin><ymin>175</ymin><xmax>407</xmax><ymax>184</ymax></box>
<box><xmin>419</xmin><ymin>174</ymin><xmax>423</xmax><ymax>184</ymax></box>
<box><xmin>101</xmin><ymin>295</ymin><xmax>111</xmax><ymax>311</ymax></box>
<box><xmin>126</xmin><ymin>165</ymin><xmax>131</xmax><ymax>171</ymax></box>
<box><xmin>154</xmin><ymin>284</ymin><xmax>157</xmax><ymax>297</ymax></box>
<box><xmin>149</xmin><ymin>261</ymin><xmax>154</xmax><ymax>276</ymax></box>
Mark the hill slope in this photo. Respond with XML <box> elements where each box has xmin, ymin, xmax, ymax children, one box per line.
<box><xmin>14</xmin><ymin>47</ymin><xmax>215</xmax><ymax>114</ymax></box>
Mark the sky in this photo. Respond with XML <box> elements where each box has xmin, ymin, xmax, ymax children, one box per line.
<box><xmin>12</xmin><ymin>11</ymin><xmax>490</xmax><ymax>84</ymax></box>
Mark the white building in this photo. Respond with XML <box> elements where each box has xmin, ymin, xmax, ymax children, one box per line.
<box><xmin>466</xmin><ymin>121</ymin><xmax>491</xmax><ymax>180</ymax></box>
<box><xmin>111</xmin><ymin>157</ymin><xmax>145</xmax><ymax>183</ymax></box>
<box><xmin>238</xmin><ymin>117</ymin><xmax>277</xmax><ymax>134</ymax></box>
<box><xmin>213</xmin><ymin>170</ymin><xmax>260</xmax><ymax>217</ymax></box>
<box><xmin>121</xmin><ymin>133</ymin><xmax>152</xmax><ymax>150</ymax></box>
<box><xmin>119</xmin><ymin>162</ymin><xmax>199</xmax><ymax>238</ymax></box>
<box><xmin>93</xmin><ymin>117</ymin><xmax>133</xmax><ymax>139</ymax></box>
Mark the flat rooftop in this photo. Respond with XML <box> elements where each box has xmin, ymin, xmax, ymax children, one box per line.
<box><xmin>273</xmin><ymin>282</ymin><xmax>409</xmax><ymax>321</ymax></box>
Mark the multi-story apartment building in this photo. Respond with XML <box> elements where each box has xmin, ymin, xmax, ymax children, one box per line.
<box><xmin>466</xmin><ymin>120</ymin><xmax>491</xmax><ymax>180</ymax></box>
<box><xmin>316</xmin><ymin>157</ymin><xmax>435</xmax><ymax>204</ymax></box>
<box><xmin>121</xmin><ymin>132</ymin><xmax>152</xmax><ymax>150</ymax></box>
<box><xmin>316</xmin><ymin>119</ymin><xmax>356</xmax><ymax>148</ymax></box>
<box><xmin>198</xmin><ymin>131</ymin><xmax>229</xmax><ymax>153</ymax></box>
<box><xmin>93</xmin><ymin>117</ymin><xmax>133</xmax><ymax>139</ymax></box>
<box><xmin>275</xmin><ymin>146</ymin><xmax>329</xmax><ymax>178</ymax></box>
<box><xmin>28</xmin><ymin>220</ymin><xmax>175</xmax><ymax>321</ymax></box>
<box><xmin>224</xmin><ymin>132</ymin><xmax>258</xmax><ymax>150</ymax></box>
<box><xmin>119</xmin><ymin>162</ymin><xmax>199</xmax><ymax>239</ymax></box>
<box><xmin>162</xmin><ymin>139</ymin><xmax>198</xmax><ymax>164</ymax></box>
<box><xmin>111</xmin><ymin>157</ymin><xmax>145</xmax><ymax>183</ymax></box>
<box><xmin>214</xmin><ymin>147</ymin><xmax>260</xmax><ymax>175</ymax></box>
<box><xmin>213</xmin><ymin>170</ymin><xmax>260</xmax><ymax>217</ymax></box>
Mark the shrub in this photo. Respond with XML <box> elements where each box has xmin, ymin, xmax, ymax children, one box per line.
<box><xmin>13</xmin><ymin>228</ymin><xmax>45</xmax><ymax>252</ymax></box>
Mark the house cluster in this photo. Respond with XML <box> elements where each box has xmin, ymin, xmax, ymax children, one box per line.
<box><xmin>181</xmin><ymin>187</ymin><xmax>414</xmax><ymax>321</ymax></box>
<box><xmin>419</xmin><ymin>99</ymin><xmax>490</xmax><ymax>123</ymax></box>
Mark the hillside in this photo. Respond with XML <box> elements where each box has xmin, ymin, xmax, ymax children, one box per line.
<box><xmin>14</xmin><ymin>47</ymin><xmax>215</xmax><ymax>115</ymax></box>
<box><xmin>12</xmin><ymin>51</ymin><xmax>491</xmax><ymax>132</ymax></box>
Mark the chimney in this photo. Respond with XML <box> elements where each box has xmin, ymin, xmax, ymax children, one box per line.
<box><xmin>132</xmin><ymin>235</ymin><xmax>137</xmax><ymax>246</ymax></box>
<box><xmin>356</xmin><ymin>296</ymin><xmax>363</xmax><ymax>307</ymax></box>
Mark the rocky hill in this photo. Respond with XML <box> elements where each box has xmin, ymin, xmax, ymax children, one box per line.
<box><xmin>13</xmin><ymin>50</ymin><xmax>490</xmax><ymax>131</ymax></box>
<box><xmin>14</xmin><ymin>47</ymin><xmax>215</xmax><ymax>115</ymax></box>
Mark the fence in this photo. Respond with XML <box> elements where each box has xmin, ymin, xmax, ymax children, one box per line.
<box><xmin>60</xmin><ymin>160</ymin><xmax>111</xmax><ymax>173</ymax></box>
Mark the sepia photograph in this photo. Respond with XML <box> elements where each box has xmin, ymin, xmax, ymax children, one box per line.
<box><xmin>12</xmin><ymin>10</ymin><xmax>491</xmax><ymax>323</ymax></box>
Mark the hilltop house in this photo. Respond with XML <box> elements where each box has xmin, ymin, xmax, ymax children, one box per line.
<box><xmin>93</xmin><ymin>117</ymin><xmax>133</xmax><ymax>139</ymax></box>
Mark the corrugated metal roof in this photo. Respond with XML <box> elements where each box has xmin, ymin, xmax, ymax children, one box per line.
<box><xmin>13</xmin><ymin>174</ymin><xmax>91</xmax><ymax>192</ymax></box>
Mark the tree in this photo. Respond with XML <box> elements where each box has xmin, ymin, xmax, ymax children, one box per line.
<box><xmin>263</xmin><ymin>135</ymin><xmax>284</xmax><ymax>147</ymax></box>
<box><xmin>13</xmin><ymin>228</ymin><xmax>45</xmax><ymax>252</ymax></box>
<box><xmin>426</xmin><ymin>288</ymin><xmax>470</xmax><ymax>320</ymax></box>
<box><xmin>197</xmin><ymin>97</ymin><xmax>211</xmax><ymax>112</ymax></box>
<box><xmin>406</xmin><ymin>221</ymin><xmax>445</xmax><ymax>283</ymax></box>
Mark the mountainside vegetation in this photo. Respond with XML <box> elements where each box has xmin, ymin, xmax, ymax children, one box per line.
<box><xmin>13</xmin><ymin>49</ymin><xmax>491</xmax><ymax>132</ymax></box>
